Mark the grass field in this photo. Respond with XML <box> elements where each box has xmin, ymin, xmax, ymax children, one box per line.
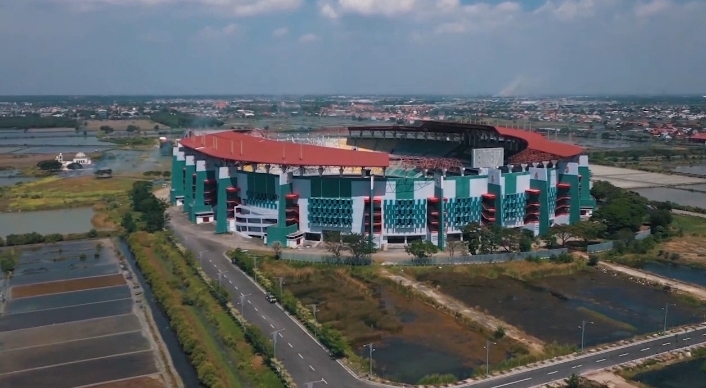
<box><xmin>0</xmin><ymin>175</ymin><xmax>136</xmax><ymax>211</ymax></box>
<box><xmin>86</xmin><ymin>120</ymin><xmax>169</xmax><ymax>131</ymax></box>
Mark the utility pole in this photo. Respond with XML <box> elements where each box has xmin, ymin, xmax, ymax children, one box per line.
<box><xmin>311</xmin><ymin>304</ymin><xmax>318</xmax><ymax>322</ymax></box>
<box><xmin>239</xmin><ymin>293</ymin><xmax>251</xmax><ymax>316</ymax></box>
<box><xmin>198</xmin><ymin>250</ymin><xmax>208</xmax><ymax>268</ymax></box>
<box><xmin>278</xmin><ymin>277</ymin><xmax>284</xmax><ymax>295</ymax></box>
<box><xmin>580</xmin><ymin>320</ymin><xmax>594</xmax><ymax>353</ymax></box>
<box><xmin>663</xmin><ymin>303</ymin><xmax>675</xmax><ymax>332</ymax></box>
<box><xmin>364</xmin><ymin>343</ymin><xmax>375</xmax><ymax>378</ymax></box>
<box><xmin>484</xmin><ymin>340</ymin><xmax>495</xmax><ymax>376</ymax></box>
<box><xmin>271</xmin><ymin>329</ymin><xmax>285</xmax><ymax>359</ymax></box>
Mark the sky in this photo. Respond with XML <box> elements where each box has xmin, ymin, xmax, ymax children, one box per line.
<box><xmin>1</xmin><ymin>0</ymin><xmax>705</xmax><ymax>96</ymax></box>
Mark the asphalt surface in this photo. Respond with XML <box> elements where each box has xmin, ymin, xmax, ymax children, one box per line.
<box><xmin>169</xmin><ymin>216</ymin><xmax>706</xmax><ymax>388</ymax></box>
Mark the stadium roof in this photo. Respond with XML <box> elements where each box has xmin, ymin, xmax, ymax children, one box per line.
<box><xmin>494</xmin><ymin>127</ymin><xmax>583</xmax><ymax>158</ymax></box>
<box><xmin>180</xmin><ymin>131</ymin><xmax>390</xmax><ymax>168</ymax></box>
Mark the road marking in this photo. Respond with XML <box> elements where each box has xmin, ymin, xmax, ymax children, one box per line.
<box><xmin>572</xmin><ymin>365</ymin><xmax>582</xmax><ymax>369</ymax></box>
<box><xmin>662</xmin><ymin>342</ymin><xmax>671</xmax><ymax>346</ymax></box>
<box><xmin>248</xmin><ymin>300</ymin><xmax>251</xmax><ymax>304</ymax></box>
<box><xmin>288</xmin><ymin>343</ymin><xmax>293</xmax><ymax>348</ymax></box>
<box><xmin>703</xmin><ymin>333</ymin><xmax>706</xmax><ymax>336</ymax></box>
<box><xmin>641</xmin><ymin>347</ymin><xmax>650</xmax><ymax>352</ymax></box>
<box><xmin>270</xmin><ymin>324</ymin><xmax>274</xmax><ymax>328</ymax></box>
<box><xmin>490</xmin><ymin>377</ymin><xmax>532</xmax><ymax>388</ymax></box>
<box><xmin>309</xmin><ymin>365</ymin><xmax>315</xmax><ymax>371</ymax></box>
<box><xmin>234</xmin><ymin>286</ymin><xmax>238</xmax><ymax>290</ymax></box>
<box><xmin>596</xmin><ymin>358</ymin><xmax>606</xmax><ymax>363</ymax></box>
<box><xmin>254</xmin><ymin>308</ymin><xmax>258</xmax><ymax>312</ymax></box>
<box><xmin>279</xmin><ymin>333</ymin><xmax>284</xmax><ymax>338</ymax></box>
<box><xmin>228</xmin><ymin>280</ymin><xmax>232</xmax><ymax>284</ymax></box>
<box><xmin>547</xmin><ymin>371</ymin><xmax>558</xmax><ymax>375</ymax></box>
<box><xmin>223</xmin><ymin>274</ymin><xmax>227</xmax><ymax>278</ymax></box>
<box><xmin>262</xmin><ymin>315</ymin><xmax>266</xmax><ymax>320</ymax></box>
<box><xmin>298</xmin><ymin>353</ymin><xmax>303</xmax><ymax>359</ymax></box>
<box><xmin>208</xmin><ymin>259</ymin><xmax>212</xmax><ymax>262</ymax></box>
<box><xmin>619</xmin><ymin>353</ymin><xmax>628</xmax><ymax>357</ymax></box>
<box><xmin>322</xmin><ymin>378</ymin><xmax>327</xmax><ymax>385</ymax></box>
<box><xmin>684</xmin><ymin>337</ymin><xmax>691</xmax><ymax>341</ymax></box>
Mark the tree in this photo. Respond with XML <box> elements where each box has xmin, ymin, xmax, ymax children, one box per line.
<box><xmin>405</xmin><ymin>240</ymin><xmax>439</xmax><ymax>262</ymax></box>
<box><xmin>324</xmin><ymin>232</ymin><xmax>345</xmax><ymax>260</ymax></box>
<box><xmin>493</xmin><ymin>326</ymin><xmax>506</xmax><ymax>340</ymax></box>
<box><xmin>649</xmin><ymin>208</ymin><xmax>673</xmax><ymax>232</ymax></box>
<box><xmin>572</xmin><ymin>221</ymin><xmax>607</xmax><ymax>246</ymax></box>
<box><xmin>271</xmin><ymin>241</ymin><xmax>283</xmax><ymax>259</ymax></box>
<box><xmin>566</xmin><ymin>373</ymin><xmax>580</xmax><ymax>388</ymax></box>
<box><xmin>342</xmin><ymin>233</ymin><xmax>376</xmax><ymax>262</ymax></box>
<box><xmin>548</xmin><ymin>224</ymin><xmax>576</xmax><ymax>247</ymax></box>
<box><xmin>463</xmin><ymin>222</ymin><xmax>483</xmax><ymax>254</ymax></box>
<box><xmin>592</xmin><ymin>193</ymin><xmax>647</xmax><ymax>235</ymax></box>
<box><xmin>126</xmin><ymin>124</ymin><xmax>140</xmax><ymax>133</ymax></box>
<box><xmin>36</xmin><ymin>159</ymin><xmax>63</xmax><ymax>172</ymax></box>
<box><xmin>99</xmin><ymin>125</ymin><xmax>114</xmax><ymax>133</ymax></box>
<box><xmin>499</xmin><ymin>228</ymin><xmax>522</xmax><ymax>252</ymax></box>
<box><xmin>121</xmin><ymin>213</ymin><xmax>137</xmax><ymax>233</ymax></box>
<box><xmin>481</xmin><ymin>224</ymin><xmax>503</xmax><ymax>254</ymax></box>
<box><xmin>446</xmin><ymin>240</ymin><xmax>466</xmax><ymax>258</ymax></box>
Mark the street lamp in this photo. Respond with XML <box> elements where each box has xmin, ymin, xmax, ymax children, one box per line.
<box><xmin>663</xmin><ymin>303</ymin><xmax>676</xmax><ymax>332</ymax></box>
<box><xmin>198</xmin><ymin>250</ymin><xmax>208</xmax><ymax>267</ymax></box>
<box><xmin>239</xmin><ymin>293</ymin><xmax>251</xmax><ymax>316</ymax></box>
<box><xmin>364</xmin><ymin>343</ymin><xmax>375</xmax><ymax>378</ymax></box>
<box><xmin>277</xmin><ymin>276</ymin><xmax>285</xmax><ymax>295</ymax></box>
<box><xmin>484</xmin><ymin>340</ymin><xmax>496</xmax><ymax>376</ymax></box>
<box><xmin>271</xmin><ymin>329</ymin><xmax>285</xmax><ymax>359</ymax></box>
<box><xmin>304</xmin><ymin>379</ymin><xmax>327</xmax><ymax>388</ymax></box>
<box><xmin>580</xmin><ymin>320</ymin><xmax>594</xmax><ymax>353</ymax></box>
<box><xmin>218</xmin><ymin>270</ymin><xmax>230</xmax><ymax>287</ymax></box>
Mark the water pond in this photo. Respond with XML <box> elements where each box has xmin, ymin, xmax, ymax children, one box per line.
<box><xmin>632</xmin><ymin>187</ymin><xmax>706</xmax><ymax>208</ymax></box>
<box><xmin>638</xmin><ymin>261</ymin><xmax>706</xmax><ymax>288</ymax></box>
<box><xmin>632</xmin><ymin>357</ymin><xmax>706</xmax><ymax>388</ymax></box>
<box><xmin>0</xmin><ymin>207</ymin><xmax>95</xmax><ymax>237</ymax></box>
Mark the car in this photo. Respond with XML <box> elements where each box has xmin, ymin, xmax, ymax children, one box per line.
<box><xmin>266</xmin><ymin>292</ymin><xmax>277</xmax><ymax>303</ymax></box>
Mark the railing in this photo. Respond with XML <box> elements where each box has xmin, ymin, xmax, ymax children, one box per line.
<box><xmin>587</xmin><ymin>229</ymin><xmax>651</xmax><ymax>253</ymax></box>
<box><xmin>397</xmin><ymin>248</ymin><xmax>569</xmax><ymax>266</ymax></box>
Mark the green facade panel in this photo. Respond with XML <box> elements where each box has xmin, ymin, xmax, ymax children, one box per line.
<box><xmin>502</xmin><ymin>193</ymin><xmax>526</xmax><ymax>224</ymax></box>
<box><xmin>308</xmin><ymin>198</ymin><xmax>353</xmax><ymax>228</ymax></box>
<box><xmin>434</xmin><ymin>182</ymin><xmax>445</xmax><ymax>250</ymax></box>
<box><xmin>384</xmin><ymin>199</ymin><xmax>427</xmax><ymax>229</ymax></box>
<box><xmin>309</xmin><ymin>177</ymin><xmax>352</xmax><ymax>198</ymax></box>
<box><xmin>530</xmin><ymin>179</ymin><xmax>550</xmax><ymax>235</ymax></box>
<box><xmin>446</xmin><ymin>197</ymin><xmax>481</xmax><ymax>228</ymax></box>
<box><xmin>578</xmin><ymin>166</ymin><xmax>596</xmax><ymax>209</ymax></box>
<box><xmin>169</xmin><ymin>156</ymin><xmax>185</xmax><ymax>205</ymax></box>
<box><xmin>505</xmin><ymin>173</ymin><xmax>518</xmax><ymax>195</ymax></box>
<box><xmin>559</xmin><ymin>174</ymin><xmax>581</xmax><ymax>223</ymax></box>
<box><xmin>183</xmin><ymin>163</ymin><xmax>195</xmax><ymax>215</ymax></box>
<box><xmin>266</xmin><ymin>224</ymin><xmax>298</xmax><ymax>247</ymax></box>
<box><xmin>395</xmin><ymin>178</ymin><xmax>415</xmax><ymax>200</ymax></box>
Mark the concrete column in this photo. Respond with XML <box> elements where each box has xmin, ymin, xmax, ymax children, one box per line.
<box><xmin>183</xmin><ymin>156</ymin><xmax>195</xmax><ymax>215</ymax></box>
<box><xmin>215</xmin><ymin>166</ymin><xmax>230</xmax><ymax>234</ymax></box>
<box><xmin>170</xmin><ymin>150</ymin><xmax>185</xmax><ymax>205</ymax></box>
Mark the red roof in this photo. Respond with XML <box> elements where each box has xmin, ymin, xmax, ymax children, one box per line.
<box><xmin>180</xmin><ymin>132</ymin><xmax>390</xmax><ymax>168</ymax></box>
<box><xmin>690</xmin><ymin>132</ymin><xmax>706</xmax><ymax>140</ymax></box>
<box><xmin>495</xmin><ymin>127</ymin><xmax>583</xmax><ymax>158</ymax></box>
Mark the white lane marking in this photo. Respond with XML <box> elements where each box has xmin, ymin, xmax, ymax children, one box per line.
<box><xmin>261</xmin><ymin>315</ymin><xmax>266</xmax><ymax>320</ymax></box>
<box><xmin>298</xmin><ymin>353</ymin><xmax>303</xmax><ymax>359</ymax></box>
<box><xmin>684</xmin><ymin>337</ymin><xmax>691</xmax><ymax>341</ymax></box>
<box><xmin>322</xmin><ymin>378</ymin><xmax>327</xmax><ymax>385</ymax></box>
<box><xmin>490</xmin><ymin>377</ymin><xmax>532</xmax><ymax>388</ymax></box>
<box><xmin>547</xmin><ymin>371</ymin><xmax>558</xmax><ymax>375</ymax></box>
<box><xmin>619</xmin><ymin>353</ymin><xmax>628</xmax><ymax>357</ymax></box>
<box><xmin>572</xmin><ymin>365</ymin><xmax>582</xmax><ymax>369</ymax></box>
<box><xmin>309</xmin><ymin>365</ymin><xmax>315</xmax><ymax>371</ymax></box>
<box><xmin>247</xmin><ymin>300</ymin><xmax>251</xmax><ymax>304</ymax></box>
<box><xmin>279</xmin><ymin>333</ymin><xmax>284</xmax><ymax>338</ymax></box>
<box><xmin>596</xmin><ymin>358</ymin><xmax>606</xmax><ymax>363</ymax></box>
<box><xmin>254</xmin><ymin>308</ymin><xmax>258</xmax><ymax>312</ymax></box>
<box><xmin>641</xmin><ymin>347</ymin><xmax>650</xmax><ymax>352</ymax></box>
<box><xmin>234</xmin><ymin>286</ymin><xmax>238</xmax><ymax>290</ymax></box>
<box><xmin>662</xmin><ymin>342</ymin><xmax>671</xmax><ymax>346</ymax></box>
<box><xmin>208</xmin><ymin>259</ymin><xmax>212</xmax><ymax>262</ymax></box>
<box><xmin>223</xmin><ymin>274</ymin><xmax>227</xmax><ymax>278</ymax></box>
<box><xmin>703</xmin><ymin>333</ymin><xmax>706</xmax><ymax>336</ymax></box>
<box><xmin>228</xmin><ymin>280</ymin><xmax>233</xmax><ymax>284</ymax></box>
<box><xmin>270</xmin><ymin>324</ymin><xmax>275</xmax><ymax>328</ymax></box>
<box><xmin>288</xmin><ymin>343</ymin><xmax>293</xmax><ymax>348</ymax></box>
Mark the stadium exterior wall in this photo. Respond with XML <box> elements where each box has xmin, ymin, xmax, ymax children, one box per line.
<box><xmin>170</xmin><ymin>143</ymin><xmax>596</xmax><ymax>249</ymax></box>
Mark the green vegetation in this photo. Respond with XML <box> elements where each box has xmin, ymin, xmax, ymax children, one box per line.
<box><xmin>671</xmin><ymin>214</ymin><xmax>706</xmax><ymax>236</ymax></box>
<box><xmin>0</xmin><ymin>115</ymin><xmax>77</xmax><ymax>129</ymax></box>
<box><xmin>105</xmin><ymin>137</ymin><xmax>156</xmax><ymax>147</ymax></box>
<box><xmin>0</xmin><ymin>249</ymin><xmax>19</xmax><ymax>274</ymax></box>
<box><xmin>576</xmin><ymin>307</ymin><xmax>636</xmax><ymax>332</ymax></box>
<box><xmin>323</xmin><ymin>232</ymin><xmax>376</xmax><ymax>264</ymax></box>
<box><xmin>1</xmin><ymin>229</ymin><xmax>110</xmax><ymax>247</ymax></box>
<box><xmin>404</xmin><ymin>239</ymin><xmax>439</xmax><ymax>262</ymax></box>
<box><xmin>151</xmin><ymin>111</ymin><xmax>224</xmax><ymax>129</ymax></box>
<box><xmin>417</xmin><ymin>374</ymin><xmax>457</xmax><ymax>385</ymax></box>
<box><xmin>463</xmin><ymin>222</ymin><xmax>535</xmax><ymax>255</ymax></box>
<box><xmin>127</xmin><ymin>181</ymin><xmax>168</xmax><ymax>233</ymax></box>
<box><xmin>129</xmin><ymin>232</ymin><xmax>287</xmax><ymax>388</ymax></box>
<box><xmin>36</xmin><ymin>159</ymin><xmax>63</xmax><ymax>172</ymax></box>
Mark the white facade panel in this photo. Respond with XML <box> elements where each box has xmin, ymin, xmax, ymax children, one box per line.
<box><xmin>413</xmin><ymin>180</ymin><xmax>435</xmax><ymax>199</ymax></box>
<box><xmin>470</xmin><ymin>178</ymin><xmax>488</xmax><ymax>197</ymax></box>
<box><xmin>488</xmin><ymin>169</ymin><xmax>504</xmax><ymax>194</ymax></box>
<box><xmin>443</xmin><ymin>178</ymin><xmax>456</xmax><ymax>199</ymax></box>
<box><xmin>237</xmin><ymin>172</ymin><xmax>249</xmax><ymax>200</ymax></box>
<box><xmin>298</xmin><ymin>199</ymin><xmax>309</xmax><ymax>232</ymax></box>
<box><xmin>554</xmin><ymin>214</ymin><xmax>570</xmax><ymax>226</ymax></box>
<box><xmin>529</xmin><ymin>167</ymin><xmax>547</xmax><ymax>182</ymax></box>
<box><xmin>516</xmin><ymin>173</ymin><xmax>531</xmax><ymax>192</ymax></box>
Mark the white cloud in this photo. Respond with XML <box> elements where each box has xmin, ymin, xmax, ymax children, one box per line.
<box><xmin>41</xmin><ymin>0</ymin><xmax>303</xmax><ymax>16</ymax></box>
<box><xmin>272</xmin><ymin>27</ymin><xmax>289</xmax><ymax>38</ymax></box>
<box><xmin>319</xmin><ymin>2</ymin><xmax>339</xmax><ymax>19</ymax></box>
<box><xmin>635</xmin><ymin>0</ymin><xmax>672</xmax><ymax>19</ymax></box>
<box><xmin>195</xmin><ymin>23</ymin><xmax>239</xmax><ymax>39</ymax></box>
<box><xmin>298</xmin><ymin>33</ymin><xmax>320</xmax><ymax>43</ymax></box>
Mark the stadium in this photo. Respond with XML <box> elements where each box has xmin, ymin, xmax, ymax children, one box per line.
<box><xmin>169</xmin><ymin>121</ymin><xmax>596</xmax><ymax>249</ymax></box>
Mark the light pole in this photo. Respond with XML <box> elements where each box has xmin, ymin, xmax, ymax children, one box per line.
<box><xmin>198</xmin><ymin>250</ymin><xmax>208</xmax><ymax>267</ymax></box>
<box><xmin>278</xmin><ymin>277</ymin><xmax>285</xmax><ymax>295</ymax></box>
<box><xmin>484</xmin><ymin>340</ymin><xmax>495</xmax><ymax>376</ymax></box>
<box><xmin>271</xmin><ymin>329</ymin><xmax>285</xmax><ymax>359</ymax></box>
<box><xmin>304</xmin><ymin>379</ymin><xmax>327</xmax><ymax>388</ymax></box>
<box><xmin>364</xmin><ymin>343</ymin><xmax>375</xmax><ymax>378</ymax></box>
<box><xmin>311</xmin><ymin>304</ymin><xmax>318</xmax><ymax>322</ymax></box>
<box><xmin>580</xmin><ymin>320</ymin><xmax>594</xmax><ymax>353</ymax></box>
<box><xmin>218</xmin><ymin>270</ymin><xmax>229</xmax><ymax>287</ymax></box>
<box><xmin>239</xmin><ymin>293</ymin><xmax>251</xmax><ymax>316</ymax></box>
<box><xmin>663</xmin><ymin>303</ymin><xmax>676</xmax><ymax>332</ymax></box>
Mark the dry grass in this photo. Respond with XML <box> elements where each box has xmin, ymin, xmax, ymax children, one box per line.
<box><xmin>1</xmin><ymin>175</ymin><xmax>136</xmax><ymax>211</ymax></box>
<box><xmin>86</xmin><ymin>119</ymin><xmax>169</xmax><ymax>131</ymax></box>
<box><xmin>88</xmin><ymin>375</ymin><xmax>167</xmax><ymax>388</ymax></box>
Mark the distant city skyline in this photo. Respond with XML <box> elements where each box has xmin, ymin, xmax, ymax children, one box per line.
<box><xmin>1</xmin><ymin>0</ymin><xmax>705</xmax><ymax>96</ymax></box>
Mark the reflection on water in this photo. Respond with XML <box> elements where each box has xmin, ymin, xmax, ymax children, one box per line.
<box><xmin>638</xmin><ymin>261</ymin><xmax>706</xmax><ymax>288</ymax></box>
<box><xmin>358</xmin><ymin>337</ymin><xmax>475</xmax><ymax>384</ymax></box>
<box><xmin>0</xmin><ymin>208</ymin><xmax>95</xmax><ymax>237</ymax></box>
<box><xmin>633</xmin><ymin>357</ymin><xmax>706</xmax><ymax>388</ymax></box>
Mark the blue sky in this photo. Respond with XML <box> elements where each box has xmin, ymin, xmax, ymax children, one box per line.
<box><xmin>1</xmin><ymin>0</ymin><xmax>704</xmax><ymax>95</ymax></box>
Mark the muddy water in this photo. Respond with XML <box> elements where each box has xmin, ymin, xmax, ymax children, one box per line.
<box><xmin>417</xmin><ymin>268</ymin><xmax>706</xmax><ymax>347</ymax></box>
<box><xmin>0</xmin><ymin>207</ymin><xmax>95</xmax><ymax>237</ymax></box>
<box><xmin>632</xmin><ymin>357</ymin><xmax>706</xmax><ymax>388</ymax></box>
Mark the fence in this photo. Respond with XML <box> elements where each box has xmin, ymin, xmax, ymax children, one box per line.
<box><xmin>281</xmin><ymin>248</ymin><xmax>569</xmax><ymax>266</ymax></box>
<box><xmin>587</xmin><ymin>229</ymin><xmax>652</xmax><ymax>253</ymax></box>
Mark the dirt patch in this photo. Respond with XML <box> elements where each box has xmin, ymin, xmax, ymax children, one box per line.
<box><xmin>11</xmin><ymin>274</ymin><xmax>126</xmax><ymax>298</ymax></box>
<box><xmin>662</xmin><ymin>237</ymin><xmax>706</xmax><ymax>266</ymax></box>
<box><xmin>83</xmin><ymin>375</ymin><xmax>167</xmax><ymax>388</ymax></box>
<box><xmin>586</xmin><ymin>371</ymin><xmax>641</xmax><ymax>388</ymax></box>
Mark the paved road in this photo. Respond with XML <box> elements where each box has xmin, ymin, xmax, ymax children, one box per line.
<box><xmin>168</xmin><ymin>214</ymin><xmax>706</xmax><ymax>388</ymax></box>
